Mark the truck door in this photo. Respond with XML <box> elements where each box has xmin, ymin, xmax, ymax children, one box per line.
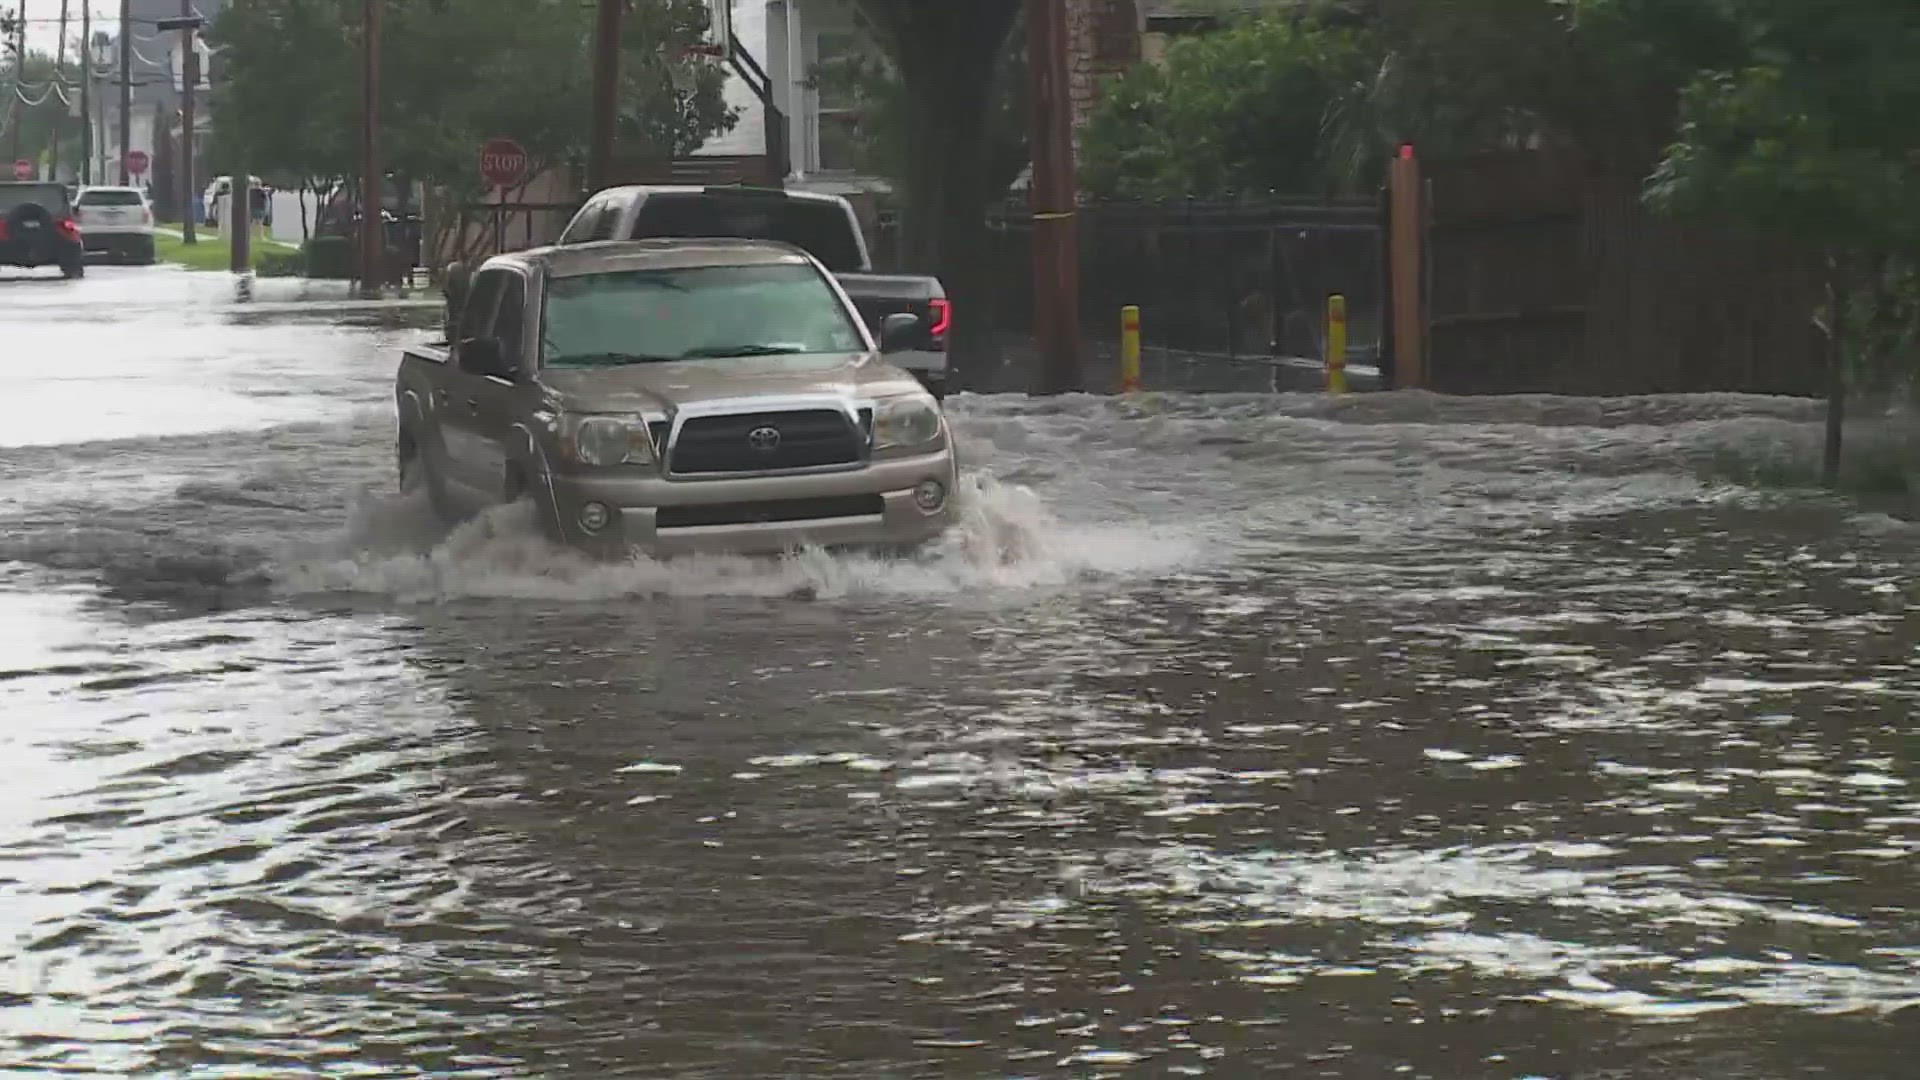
<box><xmin>466</xmin><ymin>270</ymin><xmax>530</xmax><ymax>504</ymax></box>
<box><xmin>441</xmin><ymin>268</ymin><xmax>512</xmax><ymax>500</ymax></box>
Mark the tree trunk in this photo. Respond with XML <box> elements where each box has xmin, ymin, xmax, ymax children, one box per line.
<box><xmin>1821</xmin><ymin>261</ymin><xmax>1846</xmax><ymax>488</ymax></box>
<box><xmin>857</xmin><ymin>1</ymin><xmax>1023</xmax><ymax>391</ymax></box>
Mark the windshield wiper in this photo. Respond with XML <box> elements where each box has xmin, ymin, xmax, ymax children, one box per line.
<box><xmin>678</xmin><ymin>344</ymin><xmax>811</xmax><ymax>359</ymax></box>
<box><xmin>553</xmin><ymin>351</ymin><xmax>682</xmax><ymax>366</ymax></box>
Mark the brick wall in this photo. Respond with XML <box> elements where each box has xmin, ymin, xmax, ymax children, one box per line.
<box><xmin>1066</xmin><ymin>0</ymin><xmax>1142</xmax><ymax>151</ymax></box>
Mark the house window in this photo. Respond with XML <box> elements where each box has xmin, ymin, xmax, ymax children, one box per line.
<box><xmin>1093</xmin><ymin>0</ymin><xmax>1141</xmax><ymax>63</ymax></box>
<box><xmin>814</xmin><ymin>27</ymin><xmax>867</xmax><ymax>173</ymax></box>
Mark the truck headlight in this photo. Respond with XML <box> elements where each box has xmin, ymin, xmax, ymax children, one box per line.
<box><xmin>562</xmin><ymin>415</ymin><xmax>654</xmax><ymax>466</ymax></box>
<box><xmin>872</xmin><ymin>396</ymin><xmax>942</xmax><ymax>450</ymax></box>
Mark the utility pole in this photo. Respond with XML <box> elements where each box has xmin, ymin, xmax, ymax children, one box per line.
<box><xmin>51</xmin><ymin>0</ymin><xmax>67</xmax><ymax>180</ymax></box>
<box><xmin>158</xmin><ymin>8</ymin><xmax>200</xmax><ymax>240</ymax></box>
<box><xmin>587</xmin><ymin>0</ymin><xmax>621</xmax><ymax>190</ymax></box>
<box><xmin>231</xmin><ymin>160</ymin><xmax>249</xmax><ymax>272</ymax></box>
<box><xmin>1024</xmin><ymin>0</ymin><xmax>1083</xmax><ymax>394</ymax></box>
<box><xmin>8</xmin><ymin>1</ymin><xmax>23</xmax><ymax>172</ymax></box>
<box><xmin>359</xmin><ymin>0</ymin><xmax>382</xmax><ymax>296</ymax></box>
<box><xmin>118</xmin><ymin>0</ymin><xmax>129</xmax><ymax>184</ymax></box>
<box><xmin>79</xmin><ymin>0</ymin><xmax>89</xmax><ymax>184</ymax></box>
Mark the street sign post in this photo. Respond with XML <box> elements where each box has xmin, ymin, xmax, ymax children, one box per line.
<box><xmin>124</xmin><ymin>150</ymin><xmax>150</xmax><ymax>177</ymax></box>
<box><xmin>480</xmin><ymin>138</ymin><xmax>529</xmax><ymax>252</ymax></box>
<box><xmin>12</xmin><ymin>159</ymin><xmax>31</xmax><ymax>181</ymax></box>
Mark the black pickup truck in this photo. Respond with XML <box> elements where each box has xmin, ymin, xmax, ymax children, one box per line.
<box><xmin>551</xmin><ymin>185</ymin><xmax>951</xmax><ymax>398</ymax></box>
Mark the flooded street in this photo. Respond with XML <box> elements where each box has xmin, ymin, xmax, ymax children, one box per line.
<box><xmin>2</xmin><ymin>268</ymin><xmax>1916</xmax><ymax>1076</ymax></box>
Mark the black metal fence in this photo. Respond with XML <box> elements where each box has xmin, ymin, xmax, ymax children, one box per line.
<box><xmin>872</xmin><ymin>197</ymin><xmax>1383</xmax><ymax>386</ymax></box>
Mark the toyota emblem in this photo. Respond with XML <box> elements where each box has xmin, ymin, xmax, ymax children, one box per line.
<box><xmin>746</xmin><ymin>425</ymin><xmax>782</xmax><ymax>451</ymax></box>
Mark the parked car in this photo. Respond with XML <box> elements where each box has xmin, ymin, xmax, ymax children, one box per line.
<box><xmin>398</xmin><ymin>238</ymin><xmax>958</xmax><ymax>555</ymax></box>
<box><xmin>74</xmin><ymin>185</ymin><xmax>156</xmax><ymax>264</ymax></box>
<box><xmin>556</xmin><ymin>184</ymin><xmax>952</xmax><ymax>399</ymax></box>
<box><xmin>0</xmin><ymin>182</ymin><xmax>85</xmax><ymax>278</ymax></box>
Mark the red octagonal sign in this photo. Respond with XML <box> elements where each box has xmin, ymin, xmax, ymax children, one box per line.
<box><xmin>12</xmin><ymin>159</ymin><xmax>31</xmax><ymax>181</ymax></box>
<box><xmin>479</xmin><ymin>138</ymin><xmax>528</xmax><ymax>189</ymax></box>
<box><xmin>124</xmin><ymin>150</ymin><xmax>151</xmax><ymax>177</ymax></box>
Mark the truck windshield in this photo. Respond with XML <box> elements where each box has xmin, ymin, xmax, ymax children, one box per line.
<box><xmin>541</xmin><ymin>262</ymin><xmax>868</xmax><ymax>368</ymax></box>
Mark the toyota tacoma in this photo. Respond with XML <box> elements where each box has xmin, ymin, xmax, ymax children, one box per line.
<box><xmin>397</xmin><ymin>238</ymin><xmax>959</xmax><ymax>555</ymax></box>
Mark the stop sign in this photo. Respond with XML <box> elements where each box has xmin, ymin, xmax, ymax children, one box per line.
<box><xmin>124</xmin><ymin>150</ymin><xmax>150</xmax><ymax>177</ymax></box>
<box><xmin>479</xmin><ymin>138</ymin><xmax>528</xmax><ymax>188</ymax></box>
<box><xmin>12</xmin><ymin>159</ymin><xmax>30</xmax><ymax>181</ymax></box>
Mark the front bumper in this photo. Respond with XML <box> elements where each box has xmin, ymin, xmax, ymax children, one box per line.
<box><xmin>541</xmin><ymin>446</ymin><xmax>960</xmax><ymax>555</ymax></box>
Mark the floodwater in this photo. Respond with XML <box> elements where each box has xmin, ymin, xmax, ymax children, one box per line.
<box><xmin>1</xmin><ymin>267</ymin><xmax>1915</xmax><ymax>1077</ymax></box>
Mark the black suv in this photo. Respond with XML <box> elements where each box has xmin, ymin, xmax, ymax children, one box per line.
<box><xmin>0</xmin><ymin>182</ymin><xmax>86</xmax><ymax>278</ymax></box>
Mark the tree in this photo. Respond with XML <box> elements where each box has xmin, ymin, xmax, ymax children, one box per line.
<box><xmin>808</xmin><ymin>16</ymin><xmax>1029</xmax><ymax>210</ymax></box>
<box><xmin>847</xmin><ymin>0</ymin><xmax>1024</xmax><ymax>377</ymax></box>
<box><xmin>1344</xmin><ymin>0</ymin><xmax>1740</xmax><ymax>175</ymax></box>
<box><xmin>208</xmin><ymin>0</ymin><xmax>736</xmax><ymax>200</ymax></box>
<box><xmin>1080</xmin><ymin>12</ymin><xmax>1381</xmax><ymax>199</ymax></box>
<box><xmin>1644</xmin><ymin>0</ymin><xmax>1920</xmax><ymax>484</ymax></box>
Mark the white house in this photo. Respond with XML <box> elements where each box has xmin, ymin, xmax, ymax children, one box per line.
<box><xmin>690</xmin><ymin>0</ymin><xmax>889</xmax><ymax>195</ymax></box>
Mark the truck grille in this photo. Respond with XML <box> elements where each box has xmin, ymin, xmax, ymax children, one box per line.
<box><xmin>666</xmin><ymin>410</ymin><xmax>864</xmax><ymax>475</ymax></box>
<box><xmin>655</xmin><ymin>494</ymin><xmax>885</xmax><ymax>530</ymax></box>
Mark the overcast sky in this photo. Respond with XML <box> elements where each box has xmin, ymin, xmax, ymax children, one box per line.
<box><xmin>19</xmin><ymin>2</ymin><xmax>191</xmax><ymax>58</ymax></box>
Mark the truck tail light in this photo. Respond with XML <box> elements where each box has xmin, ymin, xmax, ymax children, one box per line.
<box><xmin>927</xmin><ymin>297</ymin><xmax>952</xmax><ymax>342</ymax></box>
<box><xmin>0</xmin><ymin>219</ymin><xmax>9</xmax><ymax>242</ymax></box>
<box><xmin>56</xmin><ymin>218</ymin><xmax>81</xmax><ymax>241</ymax></box>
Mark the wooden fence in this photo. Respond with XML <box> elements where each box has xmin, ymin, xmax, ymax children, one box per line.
<box><xmin>1425</xmin><ymin>152</ymin><xmax>1825</xmax><ymax>396</ymax></box>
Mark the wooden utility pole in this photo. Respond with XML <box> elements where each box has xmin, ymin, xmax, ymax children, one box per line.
<box><xmin>50</xmin><ymin>0</ymin><xmax>67</xmax><ymax>179</ymax></box>
<box><xmin>359</xmin><ymin>0</ymin><xmax>383</xmax><ymax>295</ymax></box>
<box><xmin>7</xmin><ymin>1</ymin><xmax>23</xmax><ymax>171</ymax></box>
<box><xmin>79</xmin><ymin>0</ymin><xmax>89</xmax><ymax>183</ymax></box>
<box><xmin>1024</xmin><ymin>0</ymin><xmax>1083</xmax><ymax>394</ymax></box>
<box><xmin>118</xmin><ymin>0</ymin><xmax>129</xmax><ymax>184</ymax></box>
<box><xmin>587</xmin><ymin>0</ymin><xmax>622</xmax><ymax>190</ymax></box>
<box><xmin>179</xmin><ymin>0</ymin><xmax>197</xmax><ymax>243</ymax></box>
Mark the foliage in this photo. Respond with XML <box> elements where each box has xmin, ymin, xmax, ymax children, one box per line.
<box><xmin>1644</xmin><ymin>2</ymin><xmax>1920</xmax><ymax>256</ymax></box>
<box><xmin>303</xmin><ymin>234</ymin><xmax>355</xmax><ymax>279</ymax></box>
<box><xmin>1080</xmin><ymin>12</ymin><xmax>1381</xmax><ymax>199</ymax></box>
<box><xmin>208</xmin><ymin>0</ymin><xmax>738</xmax><ymax>198</ymax></box>
<box><xmin>1643</xmin><ymin>0</ymin><xmax>1920</xmax><ymax>481</ymax></box>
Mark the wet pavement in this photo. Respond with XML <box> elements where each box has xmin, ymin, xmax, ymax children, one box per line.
<box><xmin>1</xmin><ymin>266</ymin><xmax>1915</xmax><ymax>1077</ymax></box>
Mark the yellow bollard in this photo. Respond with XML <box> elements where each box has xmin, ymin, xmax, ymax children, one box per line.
<box><xmin>1325</xmin><ymin>294</ymin><xmax>1348</xmax><ymax>394</ymax></box>
<box><xmin>1120</xmin><ymin>305</ymin><xmax>1141</xmax><ymax>393</ymax></box>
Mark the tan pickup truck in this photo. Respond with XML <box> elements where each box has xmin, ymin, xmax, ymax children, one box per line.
<box><xmin>396</xmin><ymin>238</ymin><xmax>959</xmax><ymax>555</ymax></box>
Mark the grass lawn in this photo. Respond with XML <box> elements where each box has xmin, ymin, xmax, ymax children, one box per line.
<box><xmin>153</xmin><ymin>228</ymin><xmax>301</xmax><ymax>272</ymax></box>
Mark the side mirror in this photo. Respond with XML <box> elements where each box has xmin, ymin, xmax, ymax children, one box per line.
<box><xmin>460</xmin><ymin>336</ymin><xmax>516</xmax><ymax>380</ymax></box>
<box><xmin>878</xmin><ymin>311</ymin><xmax>922</xmax><ymax>354</ymax></box>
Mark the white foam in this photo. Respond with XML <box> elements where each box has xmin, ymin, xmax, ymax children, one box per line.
<box><xmin>272</xmin><ymin>470</ymin><xmax>1203</xmax><ymax>604</ymax></box>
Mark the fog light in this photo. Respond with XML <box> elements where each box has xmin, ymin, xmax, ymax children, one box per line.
<box><xmin>913</xmin><ymin>479</ymin><xmax>947</xmax><ymax>512</ymax></box>
<box><xmin>578</xmin><ymin>501</ymin><xmax>612</xmax><ymax>533</ymax></box>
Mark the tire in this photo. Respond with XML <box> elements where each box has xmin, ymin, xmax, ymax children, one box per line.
<box><xmin>60</xmin><ymin>258</ymin><xmax>84</xmax><ymax>280</ymax></box>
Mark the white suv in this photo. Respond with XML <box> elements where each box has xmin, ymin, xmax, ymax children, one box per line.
<box><xmin>74</xmin><ymin>186</ymin><xmax>156</xmax><ymax>265</ymax></box>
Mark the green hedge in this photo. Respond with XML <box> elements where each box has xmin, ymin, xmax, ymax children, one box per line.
<box><xmin>256</xmin><ymin>249</ymin><xmax>305</xmax><ymax>278</ymax></box>
<box><xmin>304</xmin><ymin>235</ymin><xmax>355</xmax><ymax>279</ymax></box>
